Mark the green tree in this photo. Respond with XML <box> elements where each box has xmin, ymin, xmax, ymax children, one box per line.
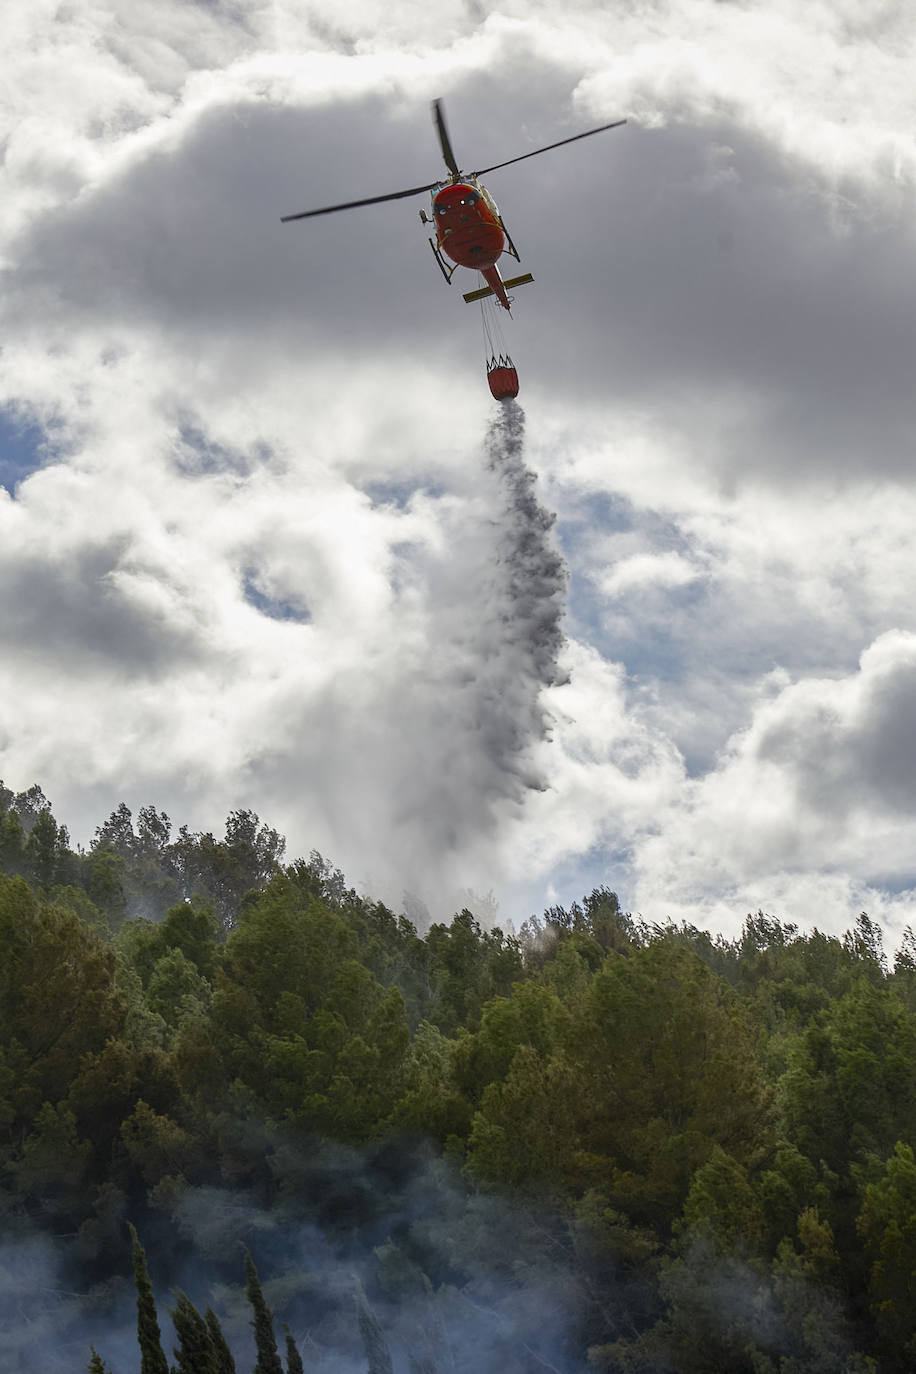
<box><xmin>284</xmin><ymin>1325</ymin><xmax>304</xmax><ymax>1374</ymax></box>
<box><xmin>9</xmin><ymin>1100</ymin><xmax>93</xmax><ymax>1212</ymax></box>
<box><xmin>245</xmin><ymin>1250</ymin><xmax>283</xmax><ymax>1374</ymax></box>
<box><xmin>891</xmin><ymin>927</ymin><xmax>916</xmax><ymax>1013</ymax></box>
<box><xmin>24</xmin><ymin>807</ymin><xmax>77</xmax><ymax>890</ymax></box>
<box><xmin>95</xmin><ymin>802</ymin><xmax>136</xmax><ymax>856</ymax></box>
<box><xmin>424</xmin><ymin>910</ymin><xmax>522</xmax><ymax>1033</ymax></box>
<box><xmin>87</xmin><ymin>1346</ymin><xmax>111</xmax><ymax>1372</ymax></box>
<box><xmin>355</xmin><ymin>1281</ymin><xmax>393</xmax><ymax>1374</ymax></box>
<box><xmin>467</xmin><ymin>938</ymin><xmax>770</xmax><ymax>1229</ymax></box>
<box><xmin>170</xmin><ymin>1289</ymin><xmax>218</xmax><ymax>1374</ymax></box>
<box><xmin>129</xmin><ymin>1223</ymin><xmax>169</xmax><ymax>1374</ymax></box>
<box><xmin>780</xmin><ymin>980</ymin><xmax>916</xmax><ymax>1177</ymax></box>
<box><xmin>0</xmin><ymin>879</ymin><xmax>126</xmax><ymax>1141</ymax></box>
<box><xmin>679</xmin><ymin>1145</ymin><xmax>761</xmax><ymax>1255</ymax></box>
<box><xmin>146</xmin><ymin>947</ymin><xmax>212</xmax><ymax>1027</ymax></box>
<box><xmin>844</xmin><ymin>912</ymin><xmax>888</xmax><ymax>978</ymax></box>
<box><xmin>172</xmin><ymin>811</ymin><xmax>285</xmax><ymax>925</ymax></box>
<box><xmin>206</xmin><ymin>1308</ymin><xmax>237</xmax><ymax>1374</ymax></box>
<box><xmin>0</xmin><ymin>799</ymin><xmax>25</xmax><ymax>874</ymax></box>
<box><xmin>857</xmin><ymin>1141</ymin><xmax>916</xmax><ymax>1369</ymax></box>
<box><xmin>121</xmin><ymin>1099</ymin><xmax>194</xmax><ymax>1186</ymax></box>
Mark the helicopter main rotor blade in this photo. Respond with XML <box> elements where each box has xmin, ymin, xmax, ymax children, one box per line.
<box><xmin>433</xmin><ymin>98</ymin><xmax>460</xmax><ymax>177</ymax></box>
<box><xmin>281</xmin><ymin>180</ymin><xmax>441</xmax><ymax>222</ymax></box>
<box><xmin>473</xmin><ymin>118</ymin><xmax>627</xmax><ymax>177</ymax></box>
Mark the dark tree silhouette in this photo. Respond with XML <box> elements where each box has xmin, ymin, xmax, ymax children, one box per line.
<box><xmin>245</xmin><ymin>1250</ymin><xmax>283</xmax><ymax>1374</ymax></box>
<box><xmin>129</xmin><ymin>1224</ymin><xmax>169</xmax><ymax>1374</ymax></box>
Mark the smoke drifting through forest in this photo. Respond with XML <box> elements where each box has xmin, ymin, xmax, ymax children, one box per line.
<box><xmin>2</xmin><ymin>1148</ymin><xmax>594</xmax><ymax>1374</ymax></box>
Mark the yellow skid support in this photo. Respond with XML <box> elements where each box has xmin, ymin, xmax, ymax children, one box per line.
<box><xmin>463</xmin><ymin>272</ymin><xmax>534</xmax><ymax>304</ymax></box>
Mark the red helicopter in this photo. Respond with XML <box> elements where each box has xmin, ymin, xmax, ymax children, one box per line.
<box><xmin>282</xmin><ymin>100</ymin><xmax>625</xmax><ymax>398</ymax></box>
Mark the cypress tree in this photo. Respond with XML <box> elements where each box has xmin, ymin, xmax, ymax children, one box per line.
<box><xmin>244</xmin><ymin>1249</ymin><xmax>284</xmax><ymax>1374</ymax></box>
<box><xmin>355</xmin><ymin>1280</ymin><xmax>393</xmax><ymax>1374</ymax></box>
<box><xmin>206</xmin><ymin>1307</ymin><xmax>238</xmax><ymax>1374</ymax></box>
<box><xmin>170</xmin><ymin>1289</ymin><xmax>218</xmax><ymax>1374</ymax></box>
<box><xmin>284</xmin><ymin>1324</ymin><xmax>305</xmax><ymax>1374</ymax></box>
<box><xmin>129</xmin><ymin>1223</ymin><xmax>169</xmax><ymax>1374</ymax></box>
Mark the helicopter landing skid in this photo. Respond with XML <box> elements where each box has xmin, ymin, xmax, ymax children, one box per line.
<box><xmin>429</xmin><ymin>238</ymin><xmax>459</xmax><ymax>285</ymax></box>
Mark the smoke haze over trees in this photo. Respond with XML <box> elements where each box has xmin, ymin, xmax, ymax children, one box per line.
<box><xmin>1</xmin><ymin>780</ymin><xmax>915</xmax><ymax>1371</ymax></box>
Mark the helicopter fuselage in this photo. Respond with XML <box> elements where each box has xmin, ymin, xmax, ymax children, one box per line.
<box><xmin>432</xmin><ymin>180</ymin><xmax>504</xmax><ymax>268</ymax></box>
<box><xmin>429</xmin><ymin>178</ymin><xmax>516</xmax><ymax>308</ymax></box>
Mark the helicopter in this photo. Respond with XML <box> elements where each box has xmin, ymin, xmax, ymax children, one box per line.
<box><xmin>281</xmin><ymin>99</ymin><xmax>626</xmax><ymax>313</ymax></box>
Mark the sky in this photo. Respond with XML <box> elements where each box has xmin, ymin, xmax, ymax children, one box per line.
<box><xmin>3</xmin><ymin>0</ymin><xmax>916</xmax><ymax>941</ymax></box>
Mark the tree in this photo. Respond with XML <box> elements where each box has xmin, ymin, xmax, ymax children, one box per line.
<box><xmin>844</xmin><ymin>912</ymin><xmax>888</xmax><ymax>978</ymax></box>
<box><xmin>0</xmin><ymin>799</ymin><xmax>25</xmax><ymax>874</ymax></box>
<box><xmin>679</xmin><ymin>1145</ymin><xmax>762</xmax><ymax>1255</ymax></box>
<box><xmin>146</xmin><ymin>947</ymin><xmax>212</xmax><ymax>1027</ymax></box>
<box><xmin>170</xmin><ymin>1289</ymin><xmax>219</xmax><ymax>1374</ymax></box>
<box><xmin>857</xmin><ymin>1141</ymin><xmax>916</xmax><ymax>1369</ymax></box>
<box><xmin>136</xmin><ymin>805</ymin><xmax>172</xmax><ymax>855</ymax></box>
<box><xmin>87</xmin><ymin>1346</ymin><xmax>111</xmax><ymax>1372</ymax></box>
<box><xmin>0</xmin><ymin>880</ymin><xmax>126</xmax><ymax>1137</ymax></box>
<box><xmin>24</xmin><ymin>808</ymin><xmax>77</xmax><ymax>890</ymax></box>
<box><xmin>245</xmin><ymin>1250</ymin><xmax>283</xmax><ymax>1374</ymax></box>
<box><xmin>84</xmin><ymin>847</ymin><xmax>128</xmax><ymax>925</ymax></box>
<box><xmin>284</xmin><ymin>1325</ymin><xmax>305</xmax><ymax>1374</ymax></box>
<box><xmin>95</xmin><ymin>802</ymin><xmax>137</xmax><ymax>856</ymax></box>
<box><xmin>12</xmin><ymin>782</ymin><xmax>51</xmax><ymax>832</ymax></box>
<box><xmin>780</xmin><ymin>980</ymin><xmax>916</xmax><ymax>1177</ymax></box>
<box><xmin>206</xmin><ymin>1308</ymin><xmax>237</xmax><ymax>1374</ymax></box>
<box><xmin>355</xmin><ymin>1281</ymin><xmax>393</xmax><ymax>1374</ymax></box>
<box><xmin>467</xmin><ymin>939</ymin><xmax>771</xmax><ymax>1227</ymax></box>
<box><xmin>129</xmin><ymin>1224</ymin><xmax>169</xmax><ymax>1374</ymax></box>
<box><xmin>121</xmin><ymin>1099</ymin><xmax>194</xmax><ymax>1186</ymax></box>
<box><xmin>9</xmin><ymin>1101</ymin><xmax>93</xmax><ymax>1212</ymax></box>
<box><xmin>171</xmin><ymin>812</ymin><xmax>285</xmax><ymax>926</ymax></box>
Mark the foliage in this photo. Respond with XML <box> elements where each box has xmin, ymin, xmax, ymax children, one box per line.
<box><xmin>1</xmin><ymin>785</ymin><xmax>915</xmax><ymax>1371</ymax></box>
<box><xmin>130</xmin><ymin>1223</ymin><xmax>169</xmax><ymax>1374</ymax></box>
<box><xmin>285</xmin><ymin>1325</ymin><xmax>305</xmax><ymax>1374</ymax></box>
<box><xmin>170</xmin><ymin>1289</ymin><xmax>220</xmax><ymax>1374</ymax></box>
<box><xmin>245</xmin><ymin>1249</ymin><xmax>284</xmax><ymax>1374</ymax></box>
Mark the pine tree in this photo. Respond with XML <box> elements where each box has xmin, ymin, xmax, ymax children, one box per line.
<box><xmin>206</xmin><ymin>1307</ymin><xmax>238</xmax><ymax>1374</ymax></box>
<box><xmin>244</xmin><ymin>1250</ymin><xmax>283</xmax><ymax>1374</ymax></box>
<box><xmin>87</xmin><ymin>1346</ymin><xmax>110</xmax><ymax>1373</ymax></box>
<box><xmin>170</xmin><ymin>1289</ymin><xmax>218</xmax><ymax>1374</ymax></box>
<box><xmin>284</xmin><ymin>1324</ymin><xmax>305</xmax><ymax>1374</ymax></box>
<box><xmin>129</xmin><ymin>1223</ymin><xmax>169</xmax><ymax>1374</ymax></box>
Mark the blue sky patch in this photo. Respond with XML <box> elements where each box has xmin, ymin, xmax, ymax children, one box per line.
<box><xmin>242</xmin><ymin>573</ymin><xmax>311</xmax><ymax>624</ymax></box>
<box><xmin>0</xmin><ymin>408</ymin><xmax>45</xmax><ymax>490</ymax></box>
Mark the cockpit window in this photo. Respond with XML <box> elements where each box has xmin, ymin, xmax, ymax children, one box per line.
<box><xmin>435</xmin><ymin>188</ymin><xmax>480</xmax><ymax>214</ymax></box>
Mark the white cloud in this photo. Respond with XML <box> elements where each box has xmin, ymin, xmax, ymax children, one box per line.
<box><xmin>626</xmin><ymin>633</ymin><xmax>916</xmax><ymax>935</ymax></box>
<box><xmin>2</xmin><ymin>0</ymin><xmax>916</xmax><ymax>937</ymax></box>
<box><xmin>600</xmin><ymin>550</ymin><xmax>701</xmax><ymax>599</ymax></box>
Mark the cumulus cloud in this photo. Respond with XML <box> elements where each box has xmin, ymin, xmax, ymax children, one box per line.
<box><xmin>3</xmin><ymin>0</ymin><xmax>916</xmax><ymax>933</ymax></box>
<box><xmin>0</xmin><ymin>393</ymin><xmax>566</xmax><ymax>914</ymax></box>
<box><xmin>625</xmin><ymin>633</ymin><xmax>916</xmax><ymax>936</ymax></box>
<box><xmin>752</xmin><ymin>631</ymin><xmax>916</xmax><ymax>825</ymax></box>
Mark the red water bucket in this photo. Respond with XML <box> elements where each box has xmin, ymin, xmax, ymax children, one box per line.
<box><xmin>486</xmin><ymin>355</ymin><xmax>519</xmax><ymax>401</ymax></box>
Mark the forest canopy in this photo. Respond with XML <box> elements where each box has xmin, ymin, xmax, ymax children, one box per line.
<box><xmin>0</xmin><ymin>781</ymin><xmax>914</xmax><ymax>1373</ymax></box>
